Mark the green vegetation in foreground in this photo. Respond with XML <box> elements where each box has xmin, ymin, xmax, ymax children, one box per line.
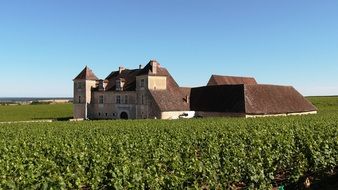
<box><xmin>0</xmin><ymin>97</ymin><xmax>337</xmax><ymax>189</ymax></box>
<box><xmin>0</xmin><ymin>103</ymin><xmax>73</xmax><ymax>122</ymax></box>
<box><xmin>0</xmin><ymin>113</ymin><xmax>337</xmax><ymax>188</ymax></box>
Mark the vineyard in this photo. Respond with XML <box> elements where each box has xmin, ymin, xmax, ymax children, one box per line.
<box><xmin>0</xmin><ymin>103</ymin><xmax>72</xmax><ymax>122</ymax></box>
<box><xmin>0</xmin><ymin>97</ymin><xmax>337</xmax><ymax>189</ymax></box>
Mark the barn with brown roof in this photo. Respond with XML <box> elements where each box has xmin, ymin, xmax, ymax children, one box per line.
<box><xmin>73</xmin><ymin>60</ymin><xmax>317</xmax><ymax>120</ymax></box>
<box><xmin>190</xmin><ymin>84</ymin><xmax>317</xmax><ymax>118</ymax></box>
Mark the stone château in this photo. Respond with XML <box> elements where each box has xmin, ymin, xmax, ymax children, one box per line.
<box><xmin>73</xmin><ymin>60</ymin><xmax>317</xmax><ymax>119</ymax></box>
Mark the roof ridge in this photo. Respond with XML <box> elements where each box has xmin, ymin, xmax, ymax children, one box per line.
<box><xmin>211</xmin><ymin>74</ymin><xmax>255</xmax><ymax>79</ymax></box>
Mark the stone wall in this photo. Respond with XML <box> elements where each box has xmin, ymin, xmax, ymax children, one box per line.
<box><xmin>148</xmin><ymin>76</ymin><xmax>166</xmax><ymax>90</ymax></box>
<box><xmin>89</xmin><ymin>91</ymin><xmax>137</xmax><ymax>119</ymax></box>
<box><xmin>73</xmin><ymin>79</ymin><xmax>96</xmax><ymax>119</ymax></box>
<box><xmin>245</xmin><ymin>111</ymin><xmax>318</xmax><ymax>118</ymax></box>
<box><xmin>161</xmin><ymin>111</ymin><xmax>195</xmax><ymax>120</ymax></box>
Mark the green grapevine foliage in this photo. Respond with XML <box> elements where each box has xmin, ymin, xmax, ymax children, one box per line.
<box><xmin>0</xmin><ymin>114</ymin><xmax>337</xmax><ymax>189</ymax></box>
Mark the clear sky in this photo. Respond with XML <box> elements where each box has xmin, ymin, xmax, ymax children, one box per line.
<box><xmin>0</xmin><ymin>0</ymin><xmax>337</xmax><ymax>97</ymax></box>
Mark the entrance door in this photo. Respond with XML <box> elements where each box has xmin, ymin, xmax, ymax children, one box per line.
<box><xmin>120</xmin><ymin>112</ymin><xmax>128</xmax><ymax>120</ymax></box>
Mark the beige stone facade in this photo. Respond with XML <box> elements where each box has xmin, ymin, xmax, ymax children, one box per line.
<box><xmin>74</xmin><ymin>78</ymin><xmax>160</xmax><ymax>120</ymax></box>
<box><xmin>73</xmin><ymin>61</ymin><xmax>192</xmax><ymax>120</ymax></box>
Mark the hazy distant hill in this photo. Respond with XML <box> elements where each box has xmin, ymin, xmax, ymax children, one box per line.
<box><xmin>0</xmin><ymin>97</ymin><xmax>72</xmax><ymax>103</ymax></box>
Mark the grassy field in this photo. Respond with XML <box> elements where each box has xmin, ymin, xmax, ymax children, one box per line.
<box><xmin>0</xmin><ymin>103</ymin><xmax>73</xmax><ymax>122</ymax></box>
<box><xmin>0</xmin><ymin>97</ymin><xmax>337</xmax><ymax>189</ymax></box>
<box><xmin>307</xmin><ymin>96</ymin><xmax>338</xmax><ymax>113</ymax></box>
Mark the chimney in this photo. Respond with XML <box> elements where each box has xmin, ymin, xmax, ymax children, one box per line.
<box><xmin>119</xmin><ymin>66</ymin><xmax>125</xmax><ymax>74</ymax></box>
<box><xmin>98</xmin><ymin>80</ymin><xmax>104</xmax><ymax>91</ymax></box>
<box><xmin>139</xmin><ymin>64</ymin><xmax>142</xmax><ymax>69</ymax></box>
<box><xmin>150</xmin><ymin>60</ymin><xmax>158</xmax><ymax>74</ymax></box>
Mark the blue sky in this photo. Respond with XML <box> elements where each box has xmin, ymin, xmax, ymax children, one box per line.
<box><xmin>0</xmin><ymin>0</ymin><xmax>337</xmax><ymax>97</ymax></box>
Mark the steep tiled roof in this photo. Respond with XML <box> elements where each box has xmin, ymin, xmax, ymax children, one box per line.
<box><xmin>244</xmin><ymin>85</ymin><xmax>317</xmax><ymax>114</ymax></box>
<box><xmin>207</xmin><ymin>75</ymin><xmax>257</xmax><ymax>86</ymax></box>
<box><xmin>180</xmin><ymin>87</ymin><xmax>191</xmax><ymax>97</ymax></box>
<box><xmin>137</xmin><ymin>60</ymin><xmax>167</xmax><ymax>76</ymax></box>
<box><xmin>147</xmin><ymin>65</ymin><xmax>189</xmax><ymax>111</ymax></box>
<box><xmin>74</xmin><ymin>66</ymin><xmax>99</xmax><ymax>81</ymax></box>
<box><xmin>189</xmin><ymin>84</ymin><xmax>317</xmax><ymax>115</ymax></box>
<box><xmin>105</xmin><ymin>69</ymin><xmax>142</xmax><ymax>91</ymax></box>
<box><xmin>149</xmin><ymin>89</ymin><xmax>190</xmax><ymax>111</ymax></box>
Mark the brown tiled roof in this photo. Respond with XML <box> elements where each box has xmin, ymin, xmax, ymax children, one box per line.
<box><xmin>148</xmin><ymin>66</ymin><xmax>189</xmax><ymax>111</ymax></box>
<box><xmin>244</xmin><ymin>85</ymin><xmax>317</xmax><ymax>114</ymax></box>
<box><xmin>149</xmin><ymin>89</ymin><xmax>190</xmax><ymax>111</ymax></box>
<box><xmin>137</xmin><ymin>60</ymin><xmax>167</xmax><ymax>76</ymax></box>
<box><xmin>105</xmin><ymin>69</ymin><xmax>142</xmax><ymax>91</ymax></box>
<box><xmin>189</xmin><ymin>84</ymin><xmax>317</xmax><ymax>115</ymax></box>
<box><xmin>190</xmin><ymin>85</ymin><xmax>246</xmax><ymax>113</ymax></box>
<box><xmin>180</xmin><ymin>87</ymin><xmax>191</xmax><ymax>97</ymax></box>
<box><xmin>105</xmin><ymin>60</ymin><xmax>179</xmax><ymax>91</ymax></box>
<box><xmin>74</xmin><ymin>66</ymin><xmax>99</xmax><ymax>81</ymax></box>
<box><xmin>207</xmin><ymin>75</ymin><xmax>257</xmax><ymax>86</ymax></box>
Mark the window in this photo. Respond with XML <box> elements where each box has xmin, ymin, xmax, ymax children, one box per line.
<box><xmin>116</xmin><ymin>80</ymin><xmax>121</xmax><ymax>91</ymax></box>
<box><xmin>124</xmin><ymin>95</ymin><xmax>128</xmax><ymax>104</ymax></box>
<box><xmin>78</xmin><ymin>96</ymin><xmax>81</xmax><ymax>103</ymax></box>
<box><xmin>105</xmin><ymin>113</ymin><xmax>108</xmax><ymax>117</ymax></box>
<box><xmin>141</xmin><ymin>94</ymin><xmax>145</xmax><ymax>105</ymax></box>
<box><xmin>98</xmin><ymin>112</ymin><xmax>101</xmax><ymax>116</ymax></box>
<box><xmin>116</xmin><ymin>95</ymin><xmax>121</xmax><ymax>104</ymax></box>
<box><xmin>99</xmin><ymin>95</ymin><xmax>104</xmax><ymax>104</ymax></box>
<box><xmin>140</xmin><ymin>79</ymin><xmax>145</xmax><ymax>88</ymax></box>
<box><xmin>77</xmin><ymin>82</ymin><xmax>84</xmax><ymax>89</ymax></box>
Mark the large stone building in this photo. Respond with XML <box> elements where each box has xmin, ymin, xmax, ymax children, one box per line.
<box><xmin>73</xmin><ymin>60</ymin><xmax>317</xmax><ymax>120</ymax></box>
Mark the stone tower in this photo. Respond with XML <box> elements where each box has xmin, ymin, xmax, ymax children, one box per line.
<box><xmin>73</xmin><ymin>66</ymin><xmax>98</xmax><ymax>119</ymax></box>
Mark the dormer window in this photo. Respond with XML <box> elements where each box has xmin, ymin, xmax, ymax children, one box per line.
<box><xmin>140</xmin><ymin>79</ymin><xmax>145</xmax><ymax>88</ymax></box>
<box><xmin>116</xmin><ymin>78</ymin><xmax>125</xmax><ymax>91</ymax></box>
